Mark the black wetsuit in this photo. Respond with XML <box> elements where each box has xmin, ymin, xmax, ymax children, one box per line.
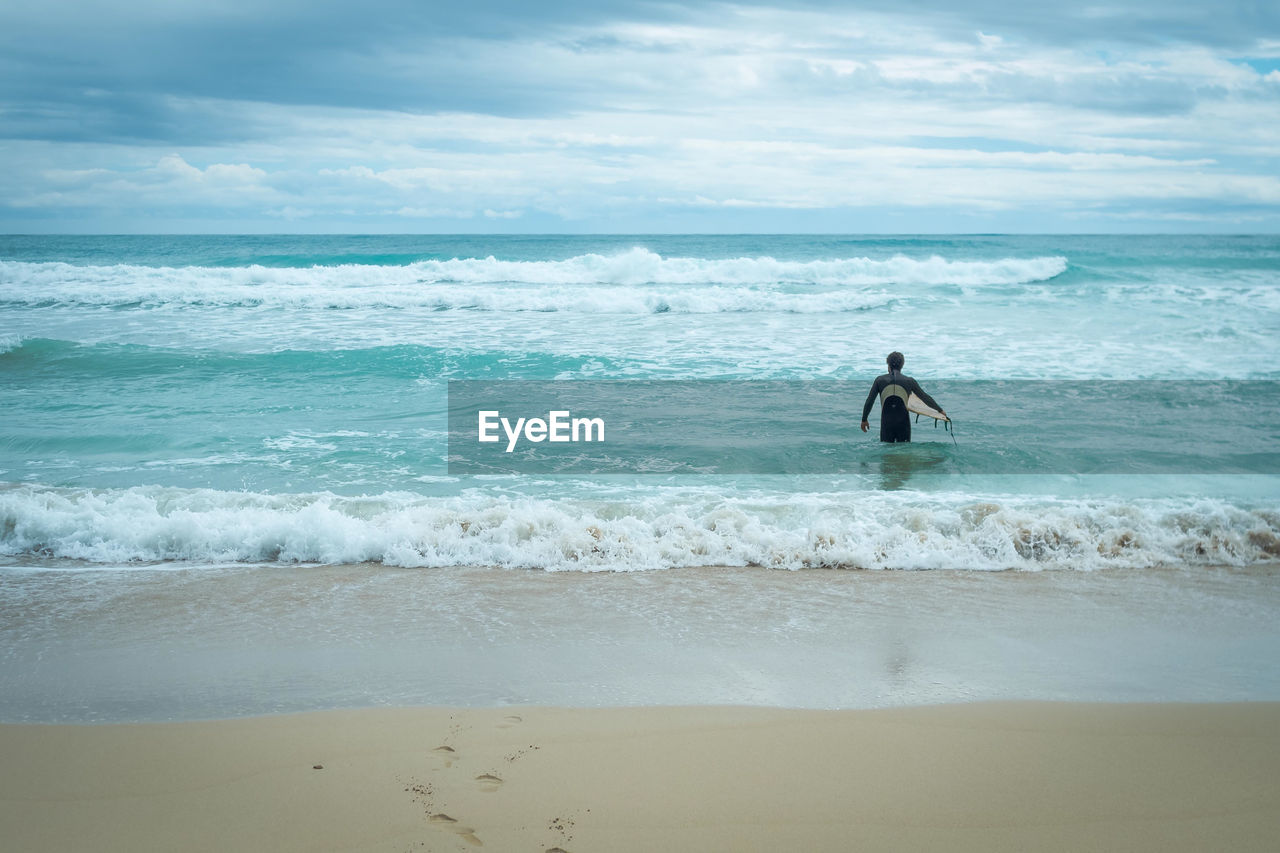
<box><xmin>862</xmin><ymin>371</ymin><xmax>944</xmax><ymax>443</ymax></box>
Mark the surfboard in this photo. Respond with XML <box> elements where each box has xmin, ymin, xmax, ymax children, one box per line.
<box><xmin>907</xmin><ymin>393</ymin><xmax>948</xmax><ymax>422</ymax></box>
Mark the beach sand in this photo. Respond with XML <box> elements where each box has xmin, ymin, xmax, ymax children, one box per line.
<box><xmin>3</xmin><ymin>702</ymin><xmax>1279</xmax><ymax>852</ymax></box>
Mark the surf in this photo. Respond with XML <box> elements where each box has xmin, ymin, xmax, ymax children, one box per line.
<box><xmin>2</xmin><ymin>483</ymin><xmax>1277</xmax><ymax>572</ymax></box>
<box><xmin>0</xmin><ymin>250</ymin><xmax>1069</xmax><ymax>312</ymax></box>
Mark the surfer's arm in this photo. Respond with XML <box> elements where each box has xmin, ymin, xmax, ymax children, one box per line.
<box><xmin>907</xmin><ymin>378</ymin><xmax>945</xmax><ymax>414</ymax></box>
<box><xmin>861</xmin><ymin>378</ymin><xmax>881</xmax><ymax>422</ymax></box>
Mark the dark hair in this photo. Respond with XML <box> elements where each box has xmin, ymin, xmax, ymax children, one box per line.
<box><xmin>886</xmin><ymin>351</ymin><xmax>904</xmax><ymax>371</ymax></box>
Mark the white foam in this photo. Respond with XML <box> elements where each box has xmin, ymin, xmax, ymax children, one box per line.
<box><xmin>1</xmin><ymin>484</ymin><xmax>1275</xmax><ymax>572</ymax></box>
<box><xmin>0</xmin><ymin>251</ymin><xmax>1068</xmax><ymax>312</ymax></box>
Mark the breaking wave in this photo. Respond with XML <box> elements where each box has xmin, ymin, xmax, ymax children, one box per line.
<box><xmin>0</xmin><ymin>250</ymin><xmax>1068</xmax><ymax>312</ymax></box>
<box><xmin>2</xmin><ymin>484</ymin><xmax>1275</xmax><ymax>572</ymax></box>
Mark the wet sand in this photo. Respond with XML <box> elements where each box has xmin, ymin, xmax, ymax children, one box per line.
<box><xmin>5</xmin><ymin>563</ymin><xmax>1280</xmax><ymax>720</ymax></box>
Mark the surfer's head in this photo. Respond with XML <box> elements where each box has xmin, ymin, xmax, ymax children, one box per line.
<box><xmin>886</xmin><ymin>351</ymin><xmax>904</xmax><ymax>371</ymax></box>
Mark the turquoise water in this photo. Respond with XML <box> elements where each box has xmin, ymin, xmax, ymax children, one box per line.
<box><xmin>4</xmin><ymin>234</ymin><xmax>1280</xmax><ymax>722</ymax></box>
<box><xmin>2</xmin><ymin>234</ymin><xmax>1278</xmax><ymax>571</ymax></box>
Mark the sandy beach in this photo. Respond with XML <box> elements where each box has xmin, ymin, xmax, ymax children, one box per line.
<box><xmin>5</xmin><ymin>0</ymin><xmax>1280</xmax><ymax>845</ymax></box>
<box><xmin>3</xmin><ymin>701</ymin><xmax>1279</xmax><ymax>852</ymax></box>
<box><xmin>5</xmin><ymin>563</ymin><xmax>1280</xmax><ymax>850</ymax></box>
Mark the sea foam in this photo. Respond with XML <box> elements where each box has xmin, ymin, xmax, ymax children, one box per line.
<box><xmin>2</xmin><ymin>484</ymin><xmax>1275</xmax><ymax>572</ymax></box>
<box><xmin>0</xmin><ymin>251</ymin><xmax>1068</xmax><ymax>312</ymax></box>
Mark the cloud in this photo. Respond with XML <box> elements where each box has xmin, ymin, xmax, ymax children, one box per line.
<box><xmin>4</xmin><ymin>1</ymin><xmax>1278</xmax><ymax>134</ymax></box>
<box><xmin>8</xmin><ymin>140</ymin><xmax>1273</xmax><ymax>224</ymax></box>
<box><xmin>1</xmin><ymin>1</ymin><xmax>1278</xmax><ymax>231</ymax></box>
<box><xmin>774</xmin><ymin>1</ymin><xmax>1280</xmax><ymax>49</ymax></box>
<box><xmin>7</xmin><ymin>154</ymin><xmax>277</xmax><ymax>211</ymax></box>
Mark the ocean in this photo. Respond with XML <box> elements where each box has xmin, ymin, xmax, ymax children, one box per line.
<box><xmin>2</xmin><ymin>234</ymin><xmax>1278</xmax><ymax>720</ymax></box>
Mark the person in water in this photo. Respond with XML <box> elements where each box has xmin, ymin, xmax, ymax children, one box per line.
<box><xmin>861</xmin><ymin>351</ymin><xmax>946</xmax><ymax>443</ymax></box>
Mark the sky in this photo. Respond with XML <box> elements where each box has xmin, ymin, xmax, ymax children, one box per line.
<box><xmin>1</xmin><ymin>0</ymin><xmax>1279</xmax><ymax>233</ymax></box>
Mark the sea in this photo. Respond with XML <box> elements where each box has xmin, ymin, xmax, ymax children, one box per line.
<box><xmin>2</xmin><ymin>234</ymin><xmax>1278</xmax><ymax>721</ymax></box>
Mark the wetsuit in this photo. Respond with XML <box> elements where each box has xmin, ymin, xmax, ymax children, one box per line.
<box><xmin>861</xmin><ymin>370</ymin><xmax>944</xmax><ymax>443</ymax></box>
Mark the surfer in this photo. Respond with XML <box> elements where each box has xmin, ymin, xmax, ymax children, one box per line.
<box><xmin>860</xmin><ymin>352</ymin><xmax>946</xmax><ymax>443</ymax></box>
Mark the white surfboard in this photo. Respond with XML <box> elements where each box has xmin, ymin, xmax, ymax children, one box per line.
<box><xmin>907</xmin><ymin>393</ymin><xmax>948</xmax><ymax>422</ymax></box>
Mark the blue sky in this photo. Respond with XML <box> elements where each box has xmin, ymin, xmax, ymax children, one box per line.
<box><xmin>1</xmin><ymin>0</ymin><xmax>1278</xmax><ymax>233</ymax></box>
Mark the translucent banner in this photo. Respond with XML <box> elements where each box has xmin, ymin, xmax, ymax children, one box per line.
<box><xmin>446</xmin><ymin>380</ymin><xmax>1280</xmax><ymax>475</ymax></box>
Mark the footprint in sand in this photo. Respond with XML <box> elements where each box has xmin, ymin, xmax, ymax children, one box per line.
<box><xmin>474</xmin><ymin>773</ymin><xmax>504</xmax><ymax>792</ymax></box>
<box><xmin>497</xmin><ymin>715</ymin><xmax>523</xmax><ymax>728</ymax></box>
<box><xmin>546</xmin><ymin>813</ymin><xmax>577</xmax><ymax>849</ymax></box>
<box><xmin>432</xmin><ymin>745</ymin><xmax>457</xmax><ymax>767</ymax></box>
<box><xmin>428</xmin><ymin>814</ymin><xmax>483</xmax><ymax>847</ymax></box>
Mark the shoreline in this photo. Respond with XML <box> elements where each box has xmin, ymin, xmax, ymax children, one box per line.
<box><xmin>4</xmin><ymin>701</ymin><xmax>1280</xmax><ymax>852</ymax></box>
<box><xmin>5</xmin><ymin>562</ymin><xmax>1280</xmax><ymax>722</ymax></box>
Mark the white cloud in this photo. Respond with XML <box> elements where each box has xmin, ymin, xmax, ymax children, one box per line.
<box><xmin>9</xmin><ymin>153</ymin><xmax>277</xmax><ymax>210</ymax></box>
<box><xmin>393</xmin><ymin>206</ymin><xmax>476</xmax><ymax>219</ymax></box>
<box><xmin>2</xmin><ymin>3</ymin><xmax>1278</xmax><ymax>229</ymax></box>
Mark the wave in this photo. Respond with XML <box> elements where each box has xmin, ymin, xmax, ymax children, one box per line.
<box><xmin>0</xmin><ymin>250</ymin><xmax>1068</xmax><ymax>312</ymax></box>
<box><xmin>0</xmin><ymin>338</ymin><xmax>642</xmax><ymax>384</ymax></box>
<box><xmin>2</xmin><ymin>484</ymin><xmax>1275</xmax><ymax>572</ymax></box>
